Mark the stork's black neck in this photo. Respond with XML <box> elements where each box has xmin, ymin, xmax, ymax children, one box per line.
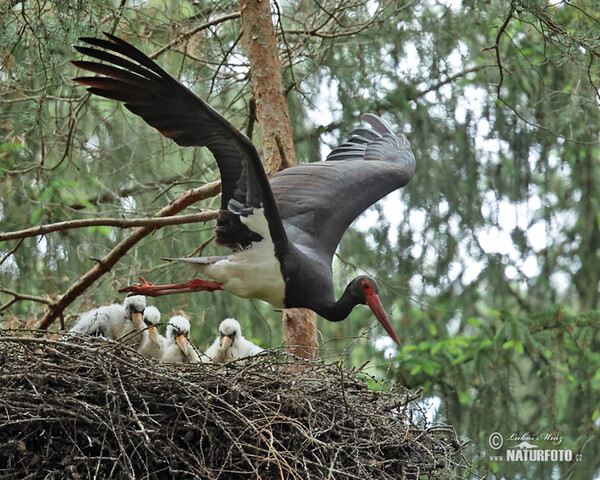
<box><xmin>311</xmin><ymin>281</ymin><xmax>363</xmax><ymax>323</ymax></box>
<box><xmin>281</xmin><ymin>246</ymin><xmax>372</xmax><ymax>322</ymax></box>
<box><xmin>283</xmin><ymin>277</ymin><xmax>359</xmax><ymax>322</ymax></box>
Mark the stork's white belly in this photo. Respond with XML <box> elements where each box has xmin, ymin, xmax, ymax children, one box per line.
<box><xmin>193</xmin><ymin>209</ymin><xmax>286</xmax><ymax>308</ymax></box>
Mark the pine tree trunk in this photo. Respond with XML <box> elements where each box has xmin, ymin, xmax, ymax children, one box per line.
<box><xmin>238</xmin><ymin>0</ymin><xmax>319</xmax><ymax>359</ymax></box>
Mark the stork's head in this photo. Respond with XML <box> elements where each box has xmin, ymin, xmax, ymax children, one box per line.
<box><xmin>167</xmin><ymin>315</ymin><xmax>192</xmax><ymax>357</ymax></box>
<box><xmin>218</xmin><ymin>318</ymin><xmax>242</xmax><ymax>351</ymax></box>
<box><xmin>124</xmin><ymin>295</ymin><xmax>146</xmax><ymax>330</ymax></box>
<box><xmin>143</xmin><ymin>305</ymin><xmax>161</xmax><ymax>346</ymax></box>
<box><xmin>347</xmin><ymin>276</ymin><xmax>399</xmax><ymax>345</ymax></box>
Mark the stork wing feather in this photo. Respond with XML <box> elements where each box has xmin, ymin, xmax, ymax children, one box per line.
<box><xmin>72</xmin><ymin>33</ymin><xmax>286</xmax><ymax>252</ymax></box>
<box><xmin>270</xmin><ymin>114</ymin><xmax>415</xmax><ymax>262</ymax></box>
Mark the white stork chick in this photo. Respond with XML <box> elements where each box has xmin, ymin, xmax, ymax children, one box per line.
<box><xmin>69</xmin><ymin>295</ymin><xmax>146</xmax><ymax>341</ymax></box>
<box><xmin>69</xmin><ymin>307</ymin><xmax>112</xmax><ymax>337</ymax></box>
<box><xmin>162</xmin><ymin>315</ymin><xmax>199</xmax><ymax>363</ymax></box>
<box><xmin>117</xmin><ymin>295</ymin><xmax>147</xmax><ymax>346</ymax></box>
<box><xmin>137</xmin><ymin>306</ymin><xmax>164</xmax><ymax>360</ymax></box>
<box><xmin>201</xmin><ymin>318</ymin><xmax>263</xmax><ymax>364</ymax></box>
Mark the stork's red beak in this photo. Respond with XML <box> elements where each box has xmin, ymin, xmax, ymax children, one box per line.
<box><xmin>366</xmin><ymin>293</ymin><xmax>400</xmax><ymax>345</ymax></box>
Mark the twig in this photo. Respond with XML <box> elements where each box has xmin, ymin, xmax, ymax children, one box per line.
<box><xmin>149</xmin><ymin>12</ymin><xmax>242</xmax><ymax>59</ymax></box>
<box><xmin>0</xmin><ymin>288</ymin><xmax>54</xmax><ymax>307</ymax></box>
<box><xmin>587</xmin><ymin>53</ymin><xmax>600</xmax><ymax>103</ymax></box>
<box><xmin>413</xmin><ymin>65</ymin><xmax>493</xmax><ymax>99</ymax></box>
<box><xmin>0</xmin><ymin>238</ymin><xmax>24</xmax><ymax>266</ymax></box>
<box><xmin>0</xmin><ymin>211</ymin><xmax>219</xmax><ymax>242</ymax></box>
<box><xmin>115</xmin><ymin>368</ymin><xmax>152</xmax><ymax>446</ymax></box>
<box><xmin>207</xmin><ymin>30</ymin><xmax>244</xmax><ymax>100</ymax></box>
<box><xmin>492</xmin><ymin>6</ymin><xmax>514</xmax><ymax>97</ymax></box>
<box><xmin>284</xmin><ymin>1</ymin><xmax>417</xmax><ymax>39</ymax></box>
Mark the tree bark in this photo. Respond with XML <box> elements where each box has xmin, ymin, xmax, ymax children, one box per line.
<box><xmin>238</xmin><ymin>0</ymin><xmax>319</xmax><ymax>359</ymax></box>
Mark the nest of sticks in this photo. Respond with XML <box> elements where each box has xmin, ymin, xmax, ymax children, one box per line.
<box><xmin>0</xmin><ymin>332</ymin><xmax>466</xmax><ymax>479</ymax></box>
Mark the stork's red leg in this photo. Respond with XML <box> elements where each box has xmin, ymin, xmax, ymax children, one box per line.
<box><xmin>118</xmin><ymin>276</ymin><xmax>223</xmax><ymax>297</ymax></box>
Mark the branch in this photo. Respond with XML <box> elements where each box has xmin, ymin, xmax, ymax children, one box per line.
<box><xmin>492</xmin><ymin>6</ymin><xmax>514</xmax><ymax>97</ymax></box>
<box><xmin>0</xmin><ymin>95</ymin><xmax>79</xmax><ymax>104</ymax></box>
<box><xmin>38</xmin><ymin>180</ymin><xmax>221</xmax><ymax>330</ymax></box>
<box><xmin>207</xmin><ymin>30</ymin><xmax>244</xmax><ymax>99</ymax></box>
<box><xmin>283</xmin><ymin>1</ymin><xmax>417</xmax><ymax>39</ymax></box>
<box><xmin>413</xmin><ymin>65</ymin><xmax>493</xmax><ymax>99</ymax></box>
<box><xmin>149</xmin><ymin>11</ymin><xmax>242</xmax><ymax>59</ymax></box>
<box><xmin>0</xmin><ymin>288</ymin><xmax>54</xmax><ymax>308</ymax></box>
<box><xmin>68</xmin><ymin>170</ymin><xmax>213</xmax><ymax>211</ymax></box>
<box><xmin>293</xmin><ymin>120</ymin><xmax>342</xmax><ymax>144</ymax></box>
<box><xmin>0</xmin><ymin>238</ymin><xmax>24</xmax><ymax>266</ymax></box>
<box><xmin>587</xmin><ymin>53</ymin><xmax>600</xmax><ymax>103</ymax></box>
<box><xmin>0</xmin><ymin>211</ymin><xmax>219</xmax><ymax>242</ymax></box>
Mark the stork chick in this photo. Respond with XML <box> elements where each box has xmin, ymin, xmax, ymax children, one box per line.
<box><xmin>162</xmin><ymin>315</ymin><xmax>199</xmax><ymax>363</ymax></box>
<box><xmin>137</xmin><ymin>306</ymin><xmax>164</xmax><ymax>360</ymax></box>
<box><xmin>69</xmin><ymin>307</ymin><xmax>112</xmax><ymax>337</ymax></box>
<box><xmin>201</xmin><ymin>318</ymin><xmax>263</xmax><ymax>363</ymax></box>
<box><xmin>70</xmin><ymin>295</ymin><xmax>146</xmax><ymax>342</ymax></box>
<box><xmin>117</xmin><ymin>295</ymin><xmax>147</xmax><ymax>346</ymax></box>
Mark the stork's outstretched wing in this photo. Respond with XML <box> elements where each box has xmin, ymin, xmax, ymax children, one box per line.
<box><xmin>73</xmin><ymin>35</ymin><xmax>415</xmax><ymax>267</ymax></box>
<box><xmin>269</xmin><ymin>114</ymin><xmax>415</xmax><ymax>263</ymax></box>
<box><xmin>72</xmin><ymin>33</ymin><xmax>286</xmax><ymax>253</ymax></box>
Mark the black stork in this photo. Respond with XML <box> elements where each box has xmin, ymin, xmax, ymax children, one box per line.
<box><xmin>72</xmin><ymin>33</ymin><xmax>416</xmax><ymax>345</ymax></box>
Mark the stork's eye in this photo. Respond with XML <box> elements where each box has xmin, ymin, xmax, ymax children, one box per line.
<box><xmin>361</xmin><ymin>281</ymin><xmax>373</xmax><ymax>294</ymax></box>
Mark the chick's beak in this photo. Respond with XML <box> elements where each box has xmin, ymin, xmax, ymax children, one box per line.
<box><xmin>220</xmin><ymin>335</ymin><xmax>233</xmax><ymax>350</ymax></box>
<box><xmin>132</xmin><ymin>312</ymin><xmax>144</xmax><ymax>330</ymax></box>
<box><xmin>176</xmin><ymin>334</ymin><xmax>190</xmax><ymax>356</ymax></box>
<box><xmin>148</xmin><ymin>326</ymin><xmax>160</xmax><ymax>346</ymax></box>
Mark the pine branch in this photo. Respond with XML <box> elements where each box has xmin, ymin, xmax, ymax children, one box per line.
<box><xmin>283</xmin><ymin>0</ymin><xmax>417</xmax><ymax>39</ymax></box>
<box><xmin>0</xmin><ymin>212</ymin><xmax>219</xmax><ymax>242</ymax></box>
<box><xmin>149</xmin><ymin>12</ymin><xmax>242</xmax><ymax>59</ymax></box>
<box><xmin>493</xmin><ymin>6</ymin><xmax>514</xmax><ymax>97</ymax></box>
<box><xmin>0</xmin><ymin>288</ymin><xmax>54</xmax><ymax>308</ymax></box>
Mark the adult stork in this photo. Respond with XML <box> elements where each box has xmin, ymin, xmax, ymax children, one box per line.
<box><xmin>72</xmin><ymin>34</ymin><xmax>416</xmax><ymax>344</ymax></box>
<box><xmin>201</xmin><ymin>318</ymin><xmax>263</xmax><ymax>364</ymax></box>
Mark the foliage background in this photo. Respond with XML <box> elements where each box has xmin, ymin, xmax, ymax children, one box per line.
<box><xmin>1</xmin><ymin>0</ymin><xmax>599</xmax><ymax>478</ymax></box>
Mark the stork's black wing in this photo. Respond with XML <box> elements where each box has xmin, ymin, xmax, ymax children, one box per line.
<box><xmin>269</xmin><ymin>114</ymin><xmax>415</xmax><ymax>263</ymax></box>
<box><xmin>72</xmin><ymin>33</ymin><xmax>286</xmax><ymax>253</ymax></box>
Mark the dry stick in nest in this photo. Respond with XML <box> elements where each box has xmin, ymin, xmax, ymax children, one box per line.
<box><xmin>38</xmin><ymin>180</ymin><xmax>221</xmax><ymax>330</ymax></box>
<box><xmin>0</xmin><ymin>334</ymin><xmax>466</xmax><ymax>479</ymax></box>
